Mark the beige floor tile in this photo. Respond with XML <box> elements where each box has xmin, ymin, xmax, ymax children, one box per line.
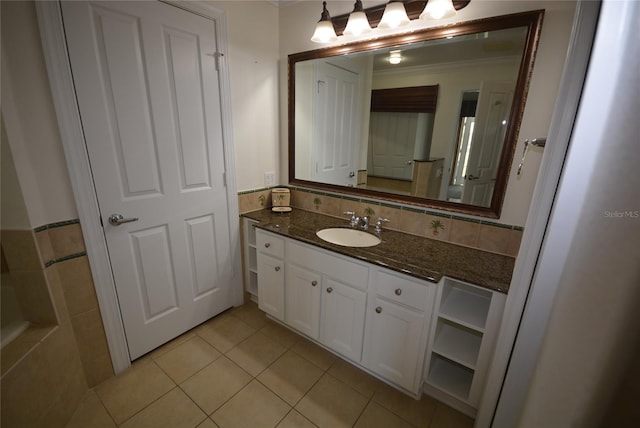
<box><xmin>154</xmin><ymin>336</ymin><xmax>221</xmax><ymax>383</ymax></box>
<box><xmin>260</xmin><ymin>320</ymin><xmax>301</xmax><ymax>348</ymax></box>
<box><xmin>197</xmin><ymin>418</ymin><xmax>220</xmax><ymax>428</ymax></box>
<box><xmin>212</xmin><ymin>380</ymin><xmax>290</xmax><ymax>428</ymax></box>
<box><xmin>295</xmin><ymin>374</ymin><xmax>368</xmax><ymax>428</ymax></box>
<box><xmin>229</xmin><ymin>302</ymin><xmax>269</xmax><ymax>330</ymax></box>
<box><xmin>276</xmin><ymin>410</ymin><xmax>317</xmax><ymax>428</ymax></box>
<box><xmin>149</xmin><ymin>330</ymin><xmax>197</xmax><ymax>360</ymax></box>
<box><xmin>328</xmin><ymin>358</ymin><xmax>383</xmax><ymax>398</ymax></box>
<box><xmin>226</xmin><ymin>331</ymin><xmax>286</xmax><ymax>376</ymax></box>
<box><xmin>354</xmin><ymin>401</ymin><xmax>414</xmax><ymax>428</ymax></box>
<box><xmin>94</xmin><ymin>359</ymin><xmax>175</xmax><ymax>424</ymax></box>
<box><xmin>120</xmin><ymin>387</ymin><xmax>206</xmax><ymax>428</ymax></box>
<box><xmin>65</xmin><ymin>390</ymin><xmax>116</xmax><ymax>428</ymax></box>
<box><xmin>258</xmin><ymin>350</ymin><xmax>324</xmax><ymax>405</ymax></box>
<box><xmin>196</xmin><ymin>314</ymin><xmax>256</xmax><ymax>353</ymax></box>
<box><xmin>430</xmin><ymin>403</ymin><xmax>474</xmax><ymax>428</ymax></box>
<box><xmin>290</xmin><ymin>338</ymin><xmax>337</xmax><ymax>371</ymax></box>
<box><xmin>372</xmin><ymin>383</ymin><xmax>438</xmax><ymax>427</ymax></box>
<box><xmin>181</xmin><ymin>356</ymin><xmax>252</xmax><ymax>415</ymax></box>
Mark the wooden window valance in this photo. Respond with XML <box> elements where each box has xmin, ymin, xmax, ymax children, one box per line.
<box><xmin>370</xmin><ymin>85</ymin><xmax>438</xmax><ymax>113</ymax></box>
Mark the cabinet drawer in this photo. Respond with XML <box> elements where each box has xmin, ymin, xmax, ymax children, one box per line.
<box><xmin>256</xmin><ymin>229</ymin><xmax>284</xmax><ymax>259</ymax></box>
<box><xmin>288</xmin><ymin>240</ymin><xmax>368</xmax><ymax>290</ymax></box>
<box><xmin>374</xmin><ymin>270</ymin><xmax>429</xmax><ymax>311</ymax></box>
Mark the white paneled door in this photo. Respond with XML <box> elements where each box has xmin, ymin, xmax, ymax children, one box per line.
<box><xmin>62</xmin><ymin>1</ymin><xmax>234</xmax><ymax>359</ymax></box>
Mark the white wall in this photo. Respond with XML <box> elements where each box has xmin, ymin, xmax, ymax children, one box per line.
<box><xmin>1</xmin><ymin>1</ymin><xmax>280</xmax><ymax>231</ymax></box>
<box><xmin>213</xmin><ymin>1</ymin><xmax>280</xmax><ymax>192</ymax></box>
<box><xmin>511</xmin><ymin>1</ymin><xmax>640</xmax><ymax>425</ymax></box>
<box><xmin>279</xmin><ymin>1</ymin><xmax>576</xmax><ymax>226</ymax></box>
<box><xmin>1</xmin><ymin>117</ymin><xmax>31</xmax><ymax>230</ymax></box>
<box><xmin>1</xmin><ymin>1</ymin><xmax>78</xmax><ymax>228</ymax></box>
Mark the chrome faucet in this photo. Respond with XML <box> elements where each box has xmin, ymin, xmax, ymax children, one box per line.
<box><xmin>375</xmin><ymin>217</ymin><xmax>390</xmax><ymax>233</ymax></box>
<box><xmin>344</xmin><ymin>211</ymin><xmax>370</xmax><ymax>230</ymax></box>
<box><xmin>344</xmin><ymin>211</ymin><xmax>358</xmax><ymax>228</ymax></box>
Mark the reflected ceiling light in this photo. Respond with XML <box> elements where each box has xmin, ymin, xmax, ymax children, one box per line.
<box><xmin>420</xmin><ymin>0</ymin><xmax>457</xmax><ymax>20</ymax></box>
<box><xmin>311</xmin><ymin>1</ymin><xmax>338</xmax><ymax>43</ymax></box>
<box><xmin>343</xmin><ymin>0</ymin><xmax>372</xmax><ymax>36</ymax></box>
<box><xmin>388</xmin><ymin>50</ymin><xmax>402</xmax><ymax>64</ymax></box>
<box><xmin>378</xmin><ymin>2</ymin><xmax>410</xmax><ymax>29</ymax></box>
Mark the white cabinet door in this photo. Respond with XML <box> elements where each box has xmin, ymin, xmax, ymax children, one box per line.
<box><xmin>320</xmin><ymin>278</ymin><xmax>367</xmax><ymax>362</ymax></box>
<box><xmin>363</xmin><ymin>297</ymin><xmax>426</xmax><ymax>392</ymax></box>
<box><xmin>286</xmin><ymin>264</ymin><xmax>321</xmax><ymax>339</ymax></box>
<box><xmin>257</xmin><ymin>253</ymin><xmax>284</xmax><ymax>321</ymax></box>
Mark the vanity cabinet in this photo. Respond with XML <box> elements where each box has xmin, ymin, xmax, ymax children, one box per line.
<box><xmin>256</xmin><ymin>230</ymin><xmax>285</xmax><ymax>321</ymax></box>
<box><xmin>285</xmin><ymin>263</ymin><xmax>321</xmax><ymax>338</ymax></box>
<box><xmin>424</xmin><ymin>277</ymin><xmax>506</xmax><ymax>409</ymax></box>
<box><xmin>253</xmin><ymin>225</ymin><xmax>506</xmax><ymax>412</ymax></box>
<box><xmin>286</xmin><ymin>239</ymin><xmax>368</xmax><ymax>362</ymax></box>
<box><xmin>362</xmin><ymin>269</ymin><xmax>436</xmax><ymax>393</ymax></box>
<box><xmin>320</xmin><ymin>277</ymin><xmax>367</xmax><ymax>362</ymax></box>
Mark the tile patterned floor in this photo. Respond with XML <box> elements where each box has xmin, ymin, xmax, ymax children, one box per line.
<box><xmin>66</xmin><ymin>302</ymin><xmax>474</xmax><ymax>428</ymax></box>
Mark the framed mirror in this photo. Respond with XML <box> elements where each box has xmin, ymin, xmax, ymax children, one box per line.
<box><xmin>288</xmin><ymin>10</ymin><xmax>544</xmax><ymax>218</ymax></box>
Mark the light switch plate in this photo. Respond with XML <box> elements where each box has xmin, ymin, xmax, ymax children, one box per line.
<box><xmin>264</xmin><ymin>171</ymin><xmax>276</xmax><ymax>187</ymax></box>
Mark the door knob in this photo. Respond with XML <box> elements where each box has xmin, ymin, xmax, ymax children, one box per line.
<box><xmin>467</xmin><ymin>174</ymin><xmax>480</xmax><ymax>181</ymax></box>
<box><xmin>108</xmin><ymin>213</ymin><xmax>139</xmax><ymax>226</ymax></box>
<box><xmin>326</xmin><ymin>287</ymin><xmax>333</xmax><ymax>293</ymax></box>
<box><xmin>311</xmin><ymin>280</ymin><xmax>318</xmax><ymax>286</ymax></box>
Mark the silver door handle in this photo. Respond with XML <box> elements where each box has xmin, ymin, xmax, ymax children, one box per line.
<box><xmin>405</xmin><ymin>160</ymin><xmax>413</xmax><ymax>165</ymax></box>
<box><xmin>108</xmin><ymin>213</ymin><xmax>139</xmax><ymax>226</ymax></box>
<box><xmin>467</xmin><ymin>174</ymin><xmax>480</xmax><ymax>181</ymax></box>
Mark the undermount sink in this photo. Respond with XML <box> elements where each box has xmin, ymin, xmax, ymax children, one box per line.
<box><xmin>316</xmin><ymin>228</ymin><xmax>381</xmax><ymax>247</ymax></box>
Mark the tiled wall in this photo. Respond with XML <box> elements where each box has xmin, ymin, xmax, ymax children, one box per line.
<box><xmin>1</xmin><ymin>220</ymin><xmax>114</xmax><ymax>427</ymax></box>
<box><xmin>35</xmin><ymin>221</ymin><xmax>113</xmax><ymax>387</ymax></box>
<box><xmin>238</xmin><ymin>187</ymin><xmax>523</xmax><ymax>258</ymax></box>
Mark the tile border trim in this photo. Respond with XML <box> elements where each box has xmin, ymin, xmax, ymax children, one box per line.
<box><xmin>34</xmin><ymin>219</ymin><xmax>85</xmax><ymax>267</ymax></box>
<box><xmin>34</xmin><ymin>218</ymin><xmax>80</xmax><ymax>232</ymax></box>
<box><xmin>239</xmin><ymin>186</ymin><xmax>525</xmax><ymax>231</ymax></box>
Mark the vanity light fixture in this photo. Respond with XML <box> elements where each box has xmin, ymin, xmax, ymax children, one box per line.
<box><xmin>343</xmin><ymin>0</ymin><xmax>372</xmax><ymax>36</ymax></box>
<box><xmin>388</xmin><ymin>50</ymin><xmax>402</xmax><ymax>64</ymax></box>
<box><xmin>378</xmin><ymin>1</ymin><xmax>411</xmax><ymax>29</ymax></box>
<box><xmin>420</xmin><ymin>0</ymin><xmax>457</xmax><ymax>20</ymax></box>
<box><xmin>310</xmin><ymin>1</ymin><xmax>338</xmax><ymax>43</ymax></box>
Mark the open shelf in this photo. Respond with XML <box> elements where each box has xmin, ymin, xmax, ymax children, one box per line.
<box><xmin>427</xmin><ymin>354</ymin><xmax>473</xmax><ymax>401</ymax></box>
<box><xmin>432</xmin><ymin>318</ymin><xmax>482</xmax><ymax>369</ymax></box>
<box><xmin>243</xmin><ymin>218</ymin><xmax>259</xmax><ymax>298</ymax></box>
<box><xmin>439</xmin><ymin>279</ymin><xmax>491</xmax><ymax>331</ymax></box>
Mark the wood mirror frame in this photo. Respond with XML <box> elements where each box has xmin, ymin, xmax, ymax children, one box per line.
<box><xmin>288</xmin><ymin>9</ymin><xmax>544</xmax><ymax>218</ymax></box>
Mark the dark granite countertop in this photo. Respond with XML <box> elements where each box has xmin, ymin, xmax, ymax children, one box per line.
<box><xmin>242</xmin><ymin>209</ymin><xmax>514</xmax><ymax>293</ymax></box>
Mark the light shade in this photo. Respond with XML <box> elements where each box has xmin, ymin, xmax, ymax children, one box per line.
<box><xmin>311</xmin><ymin>2</ymin><xmax>338</xmax><ymax>43</ymax></box>
<box><xmin>389</xmin><ymin>50</ymin><xmax>402</xmax><ymax>64</ymax></box>
<box><xmin>378</xmin><ymin>2</ymin><xmax>410</xmax><ymax>29</ymax></box>
<box><xmin>344</xmin><ymin>1</ymin><xmax>372</xmax><ymax>37</ymax></box>
<box><xmin>420</xmin><ymin>0</ymin><xmax>457</xmax><ymax>20</ymax></box>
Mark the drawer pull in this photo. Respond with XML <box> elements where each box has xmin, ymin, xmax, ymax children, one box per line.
<box><xmin>264</xmin><ymin>243</ymin><xmax>271</xmax><ymax>248</ymax></box>
<box><xmin>326</xmin><ymin>287</ymin><xmax>333</xmax><ymax>293</ymax></box>
<box><xmin>274</xmin><ymin>266</ymin><xmax>281</xmax><ymax>272</ymax></box>
<box><xmin>375</xmin><ymin>307</ymin><xmax>382</xmax><ymax>313</ymax></box>
<box><xmin>311</xmin><ymin>280</ymin><xmax>318</xmax><ymax>287</ymax></box>
<box><xmin>395</xmin><ymin>288</ymin><xmax>402</xmax><ymax>296</ymax></box>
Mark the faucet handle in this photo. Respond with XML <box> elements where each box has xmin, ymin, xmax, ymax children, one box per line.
<box><xmin>375</xmin><ymin>217</ymin><xmax>390</xmax><ymax>232</ymax></box>
<box><xmin>344</xmin><ymin>211</ymin><xmax>358</xmax><ymax>227</ymax></box>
